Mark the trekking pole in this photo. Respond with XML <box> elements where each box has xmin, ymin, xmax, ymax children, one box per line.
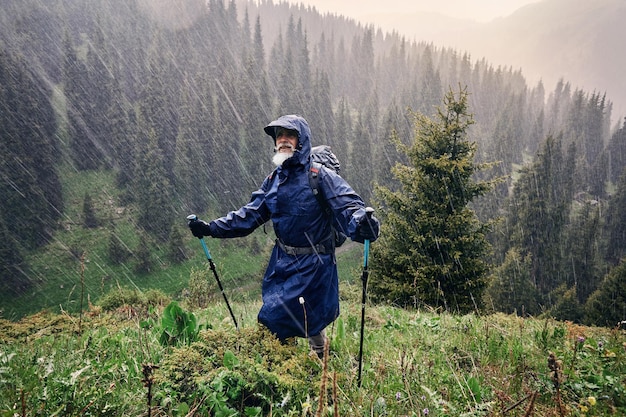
<box><xmin>187</xmin><ymin>215</ymin><xmax>239</xmax><ymax>330</ymax></box>
<box><xmin>357</xmin><ymin>207</ymin><xmax>374</xmax><ymax>387</ymax></box>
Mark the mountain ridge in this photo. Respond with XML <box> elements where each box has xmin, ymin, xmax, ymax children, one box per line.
<box><xmin>361</xmin><ymin>0</ymin><xmax>626</xmax><ymax>121</ymax></box>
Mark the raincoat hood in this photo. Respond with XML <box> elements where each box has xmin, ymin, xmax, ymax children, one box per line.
<box><xmin>264</xmin><ymin>114</ymin><xmax>312</xmax><ymax>167</ymax></box>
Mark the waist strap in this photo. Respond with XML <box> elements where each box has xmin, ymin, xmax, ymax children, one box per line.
<box><xmin>276</xmin><ymin>239</ymin><xmax>332</xmax><ymax>255</ymax></box>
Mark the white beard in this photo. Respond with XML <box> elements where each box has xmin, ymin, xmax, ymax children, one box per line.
<box><xmin>272</xmin><ymin>151</ymin><xmax>294</xmax><ymax>167</ymax></box>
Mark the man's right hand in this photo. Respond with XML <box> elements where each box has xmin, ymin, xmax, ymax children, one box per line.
<box><xmin>188</xmin><ymin>218</ymin><xmax>212</xmax><ymax>238</ymax></box>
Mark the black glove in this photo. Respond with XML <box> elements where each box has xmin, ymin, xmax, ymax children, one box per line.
<box><xmin>355</xmin><ymin>211</ymin><xmax>380</xmax><ymax>243</ymax></box>
<box><xmin>188</xmin><ymin>218</ymin><xmax>212</xmax><ymax>238</ymax></box>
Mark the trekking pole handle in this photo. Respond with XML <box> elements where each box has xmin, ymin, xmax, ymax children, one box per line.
<box><xmin>187</xmin><ymin>214</ymin><xmax>213</xmax><ymax>260</ymax></box>
<box><xmin>363</xmin><ymin>207</ymin><xmax>374</xmax><ymax>267</ymax></box>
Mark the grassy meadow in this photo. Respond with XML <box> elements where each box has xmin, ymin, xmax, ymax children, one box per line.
<box><xmin>1</xmin><ymin>274</ymin><xmax>625</xmax><ymax>416</ymax></box>
<box><xmin>1</xmin><ymin>169</ymin><xmax>625</xmax><ymax>416</ymax></box>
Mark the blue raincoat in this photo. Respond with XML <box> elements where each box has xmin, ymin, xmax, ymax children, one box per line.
<box><xmin>207</xmin><ymin>115</ymin><xmax>376</xmax><ymax>340</ymax></box>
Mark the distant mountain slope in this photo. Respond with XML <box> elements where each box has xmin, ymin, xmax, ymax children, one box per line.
<box><xmin>427</xmin><ymin>0</ymin><xmax>626</xmax><ymax>121</ymax></box>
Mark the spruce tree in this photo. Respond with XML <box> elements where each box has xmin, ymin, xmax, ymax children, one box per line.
<box><xmin>134</xmin><ymin>117</ymin><xmax>173</xmax><ymax>241</ymax></box>
<box><xmin>563</xmin><ymin>201</ymin><xmax>602</xmax><ymax>303</ymax></box>
<box><xmin>82</xmin><ymin>193</ymin><xmax>99</xmax><ymax>228</ymax></box>
<box><xmin>606</xmin><ymin>118</ymin><xmax>626</xmax><ymax>185</ymax></box>
<box><xmin>167</xmin><ymin>226</ymin><xmax>188</xmax><ymax>264</ymax></box>
<box><xmin>483</xmin><ymin>247</ymin><xmax>540</xmax><ymax>316</ymax></box>
<box><xmin>584</xmin><ymin>260</ymin><xmax>626</xmax><ymax>327</ymax></box>
<box><xmin>0</xmin><ymin>47</ymin><xmax>61</xmax><ymax>248</ymax></box>
<box><xmin>63</xmin><ymin>32</ymin><xmax>105</xmax><ymax>171</ymax></box>
<box><xmin>0</xmin><ymin>216</ymin><xmax>25</xmax><ymax>294</ymax></box>
<box><xmin>108</xmin><ymin>232</ymin><xmax>132</xmax><ymax>265</ymax></box>
<box><xmin>604</xmin><ymin>168</ymin><xmax>626</xmax><ymax>265</ymax></box>
<box><xmin>348</xmin><ymin>111</ymin><xmax>374</xmax><ymax>202</ymax></box>
<box><xmin>370</xmin><ymin>87</ymin><xmax>495</xmax><ymax>313</ymax></box>
<box><xmin>332</xmin><ymin>97</ymin><xmax>352</xmax><ymax>171</ymax></box>
<box><xmin>502</xmin><ymin>135</ymin><xmax>574</xmax><ymax>296</ymax></box>
<box><xmin>417</xmin><ymin>45</ymin><xmax>443</xmax><ymax>117</ymax></box>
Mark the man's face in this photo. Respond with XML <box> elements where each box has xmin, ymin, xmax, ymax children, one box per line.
<box><xmin>275</xmin><ymin>128</ymin><xmax>298</xmax><ymax>153</ymax></box>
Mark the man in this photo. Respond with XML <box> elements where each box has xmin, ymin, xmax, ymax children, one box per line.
<box><xmin>188</xmin><ymin>114</ymin><xmax>379</xmax><ymax>357</ymax></box>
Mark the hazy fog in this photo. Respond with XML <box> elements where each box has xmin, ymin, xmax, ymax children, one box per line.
<box><xmin>284</xmin><ymin>0</ymin><xmax>625</xmax><ymax>122</ymax></box>
<box><xmin>283</xmin><ymin>0</ymin><xmax>542</xmax><ymax>23</ymax></box>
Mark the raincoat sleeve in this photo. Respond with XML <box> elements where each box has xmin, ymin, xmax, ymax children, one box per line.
<box><xmin>208</xmin><ymin>176</ymin><xmax>273</xmax><ymax>238</ymax></box>
<box><xmin>317</xmin><ymin>167</ymin><xmax>380</xmax><ymax>242</ymax></box>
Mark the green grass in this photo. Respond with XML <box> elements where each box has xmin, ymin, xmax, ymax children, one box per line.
<box><xmin>1</xmin><ymin>294</ymin><xmax>624</xmax><ymax>416</ymax></box>
<box><xmin>3</xmin><ymin>169</ymin><xmax>624</xmax><ymax>415</ymax></box>
<box><xmin>0</xmin><ymin>168</ymin><xmax>279</xmax><ymax>320</ymax></box>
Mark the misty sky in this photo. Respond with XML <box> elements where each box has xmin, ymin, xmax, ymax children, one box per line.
<box><xmin>283</xmin><ymin>0</ymin><xmax>542</xmax><ymax>23</ymax></box>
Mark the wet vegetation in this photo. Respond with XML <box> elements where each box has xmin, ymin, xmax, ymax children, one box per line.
<box><xmin>1</xmin><ymin>0</ymin><xmax>626</xmax><ymax>414</ymax></box>
<box><xmin>1</xmin><ymin>0</ymin><xmax>625</xmax><ymax>324</ymax></box>
<box><xmin>1</xmin><ymin>285</ymin><xmax>625</xmax><ymax>416</ymax></box>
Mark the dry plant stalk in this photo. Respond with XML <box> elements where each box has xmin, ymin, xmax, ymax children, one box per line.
<box><xmin>333</xmin><ymin>371</ymin><xmax>339</xmax><ymax>417</ymax></box>
<box><xmin>315</xmin><ymin>338</ymin><xmax>331</xmax><ymax>417</ymax></box>
<box><xmin>503</xmin><ymin>392</ymin><xmax>533</xmax><ymax>414</ymax></box>
<box><xmin>548</xmin><ymin>352</ymin><xmax>565</xmax><ymax>416</ymax></box>
<box><xmin>78</xmin><ymin>252</ymin><xmax>86</xmax><ymax>334</ymax></box>
<box><xmin>142</xmin><ymin>363</ymin><xmax>160</xmax><ymax>417</ymax></box>
<box><xmin>20</xmin><ymin>389</ymin><xmax>25</xmax><ymax>417</ymax></box>
<box><xmin>523</xmin><ymin>391</ymin><xmax>538</xmax><ymax>417</ymax></box>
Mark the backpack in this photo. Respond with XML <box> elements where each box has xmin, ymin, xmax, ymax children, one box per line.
<box><xmin>309</xmin><ymin>145</ymin><xmax>348</xmax><ymax>247</ymax></box>
<box><xmin>267</xmin><ymin>145</ymin><xmax>347</xmax><ymax>248</ymax></box>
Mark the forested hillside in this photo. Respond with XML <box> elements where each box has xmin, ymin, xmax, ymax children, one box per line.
<box><xmin>1</xmin><ymin>0</ymin><xmax>625</xmax><ymax>323</ymax></box>
<box><xmin>433</xmin><ymin>0</ymin><xmax>626</xmax><ymax>119</ymax></box>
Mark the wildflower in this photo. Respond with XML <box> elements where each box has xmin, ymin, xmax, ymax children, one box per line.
<box><xmin>577</xmin><ymin>336</ymin><xmax>585</xmax><ymax>344</ymax></box>
<box><xmin>588</xmin><ymin>396</ymin><xmax>596</xmax><ymax>406</ymax></box>
<box><xmin>580</xmin><ymin>404</ymin><xmax>588</xmax><ymax>412</ymax></box>
<box><xmin>395</xmin><ymin>392</ymin><xmax>402</xmax><ymax>401</ymax></box>
<box><xmin>422</xmin><ymin>408</ymin><xmax>429</xmax><ymax>415</ymax></box>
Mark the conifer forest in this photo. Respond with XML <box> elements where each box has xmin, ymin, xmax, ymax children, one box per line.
<box><xmin>1</xmin><ymin>0</ymin><xmax>625</xmax><ymax>325</ymax></box>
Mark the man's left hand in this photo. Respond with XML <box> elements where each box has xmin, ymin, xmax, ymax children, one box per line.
<box><xmin>355</xmin><ymin>212</ymin><xmax>380</xmax><ymax>243</ymax></box>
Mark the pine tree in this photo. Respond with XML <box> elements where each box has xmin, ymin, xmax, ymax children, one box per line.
<box><xmin>604</xmin><ymin>168</ymin><xmax>626</xmax><ymax>265</ymax></box>
<box><xmin>167</xmin><ymin>226</ymin><xmax>188</xmax><ymax>264</ymax></box>
<box><xmin>63</xmin><ymin>32</ymin><xmax>105</xmax><ymax>171</ymax></box>
<box><xmin>134</xmin><ymin>235</ymin><xmax>154</xmax><ymax>274</ymax></box>
<box><xmin>108</xmin><ymin>232</ymin><xmax>132</xmax><ymax>265</ymax></box>
<box><xmin>376</xmin><ymin>102</ymin><xmax>410</xmax><ymax>189</ymax></box>
<box><xmin>549</xmin><ymin>284</ymin><xmax>583</xmax><ymax>323</ymax></box>
<box><xmin>134</xmin><ymin>115</ymin><xmax>173</xmax><ymax>241</ymax></box>
<box><xmin>85</xmin><ymin>19</ymin><xmax>115</xmax><ymax>167</ymax></box>
<box><xmin>82</xmin><ymin>193</ymin><xmax>99</xmax><ymax>228</ymax></box>
<box><xmin>606</xmin><ymin>118</ymin><xmax>626</xmax><ymax>185</ymax></box>
<box><xmin>417</xmin><ymin>45</ymin><xmax>443</xmax><ymax>117</ymax></box>
<box><xmin>370</xmin><ymin>87</ymin><xmax>495</xmax><ymax>313</ymax></box>
<box><xmin>332</xmin><ymin>97</ymin><xmax>352</xmax><ymax>170</ymax></box>
<box><xmin>107</xmin><ymin>73</ymin><xmax>134</xmax><ymax>188</ymax></box>
<box><xmin>348</xmin><ymin>112</ymin><xmax>374</xmax><ymax>202</ymax></box>
<box><xmin>502</xmin><ymin>135</ymin><xmax>574</xmax><ymax>296</ymax></box>
<box><xmin>0</xmin><ymin>47</ymin><xmax>62</xmax><ymax>248</ymax></box>
<box><xmin>308</xmin><ymin>69</ymin><xmax>334</xmax><ymax>145</ymax></box>
<box><xmin>0</xmin><ymin>216</ymin><xmax>26</xmax><ymax>295</ymax></box>
<box><xmin>483</xmin><ymin>247</ymin><xmax>540</xmax><ymax>316</ymax></box>
<box><xmin>584</xmin><ymin>260</ymin><xmax>626</xmax><ymax>327</ymax></box>
<box><xmin>563</xmin><ymin>201</ymin><xmax>603</xmax><ymax>303</ymax></box>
